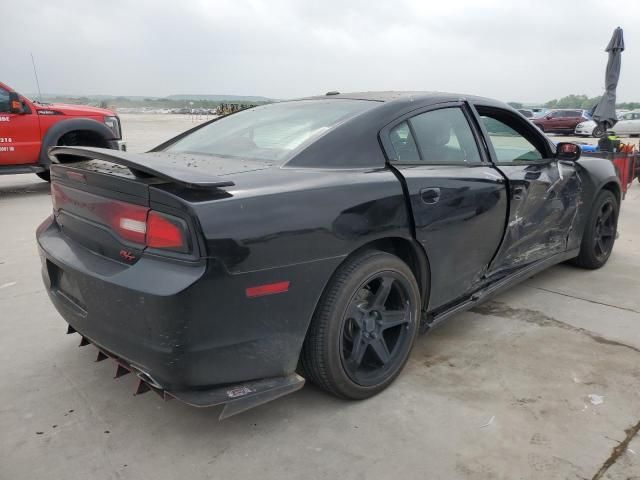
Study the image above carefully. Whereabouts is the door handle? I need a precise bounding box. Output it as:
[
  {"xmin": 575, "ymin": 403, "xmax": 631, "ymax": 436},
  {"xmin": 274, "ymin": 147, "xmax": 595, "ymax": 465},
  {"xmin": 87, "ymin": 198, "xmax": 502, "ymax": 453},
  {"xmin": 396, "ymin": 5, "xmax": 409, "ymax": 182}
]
[{"xmin": 420, "ymin": 187, "xmax": 441, "ymax": 204}]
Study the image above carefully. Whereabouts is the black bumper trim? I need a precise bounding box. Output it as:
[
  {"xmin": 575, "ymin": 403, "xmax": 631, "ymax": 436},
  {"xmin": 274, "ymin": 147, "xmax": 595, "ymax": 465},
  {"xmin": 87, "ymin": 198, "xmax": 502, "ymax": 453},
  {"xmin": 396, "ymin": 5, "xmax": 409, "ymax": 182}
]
[{"xmin": 69, "ymin": 326, "xmax": 305, "ymax": 419}]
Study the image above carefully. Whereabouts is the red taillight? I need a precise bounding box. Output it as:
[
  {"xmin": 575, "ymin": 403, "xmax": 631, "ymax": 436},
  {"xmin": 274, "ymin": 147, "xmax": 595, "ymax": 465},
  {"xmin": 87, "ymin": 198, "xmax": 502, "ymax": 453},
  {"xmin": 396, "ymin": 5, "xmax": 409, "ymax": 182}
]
[
  {"xmin": 146, "ymin": 211, "xmax": 186, "ymax": 250},
  {"xmin": 109, "ymin": 202, "xmax": 149, "ymax": 244},
  {"xmin": 51, "ymin": 183, "xmax": 189, "ymax": 253}
]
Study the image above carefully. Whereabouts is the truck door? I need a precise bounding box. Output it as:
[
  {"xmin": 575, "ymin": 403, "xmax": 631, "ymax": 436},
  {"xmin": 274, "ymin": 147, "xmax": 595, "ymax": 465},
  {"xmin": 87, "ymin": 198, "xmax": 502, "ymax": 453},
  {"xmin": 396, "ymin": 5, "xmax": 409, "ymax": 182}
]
[
  {"xmin": 381, "ymin": 103, "xmax": 508, "ymax": 310},
  {"xmin": 0, "ymin": 87, "xmax": 41, "ymax": 165},
  {"xmin": 472, "ymin": 104, "xmax": 582, "ymax": 276}
]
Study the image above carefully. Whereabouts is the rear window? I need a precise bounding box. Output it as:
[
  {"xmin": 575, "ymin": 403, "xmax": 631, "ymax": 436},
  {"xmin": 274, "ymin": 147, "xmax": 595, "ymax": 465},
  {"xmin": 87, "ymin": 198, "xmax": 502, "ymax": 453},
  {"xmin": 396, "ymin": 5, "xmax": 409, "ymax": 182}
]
[{"xmin": 165, "ymin": 99, "xmax": 375, "ymax": 163}]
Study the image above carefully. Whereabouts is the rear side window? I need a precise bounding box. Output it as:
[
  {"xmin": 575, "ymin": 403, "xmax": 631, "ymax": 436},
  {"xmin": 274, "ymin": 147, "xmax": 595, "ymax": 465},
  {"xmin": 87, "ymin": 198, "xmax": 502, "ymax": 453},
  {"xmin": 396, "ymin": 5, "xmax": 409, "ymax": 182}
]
[
  {"xmin": 389, "ymin": 107, "xmax": 482, "ymax": 165},
  {"xmin": 165, "ymin": 99, "xmax": 376, "ymax": 163},
  {"xmin": 0, "ymin": 88, "xmax": 9, "ymax": 113}
]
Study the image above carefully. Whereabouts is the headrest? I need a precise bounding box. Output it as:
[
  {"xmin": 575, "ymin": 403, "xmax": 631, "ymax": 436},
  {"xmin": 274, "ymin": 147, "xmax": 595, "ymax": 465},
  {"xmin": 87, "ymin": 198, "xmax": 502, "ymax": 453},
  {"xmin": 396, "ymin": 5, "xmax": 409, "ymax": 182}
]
[{"xmin": 419, "ymin": 118, "xmax": 451, "ymax": 147}]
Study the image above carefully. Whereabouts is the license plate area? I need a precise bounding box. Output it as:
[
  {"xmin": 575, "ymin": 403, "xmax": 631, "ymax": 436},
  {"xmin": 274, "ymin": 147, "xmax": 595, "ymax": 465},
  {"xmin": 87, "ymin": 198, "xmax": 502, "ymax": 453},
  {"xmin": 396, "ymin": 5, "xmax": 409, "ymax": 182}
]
[{"xmin": 47, "ymin": 260, "xmax": 87, "ymax": 312}]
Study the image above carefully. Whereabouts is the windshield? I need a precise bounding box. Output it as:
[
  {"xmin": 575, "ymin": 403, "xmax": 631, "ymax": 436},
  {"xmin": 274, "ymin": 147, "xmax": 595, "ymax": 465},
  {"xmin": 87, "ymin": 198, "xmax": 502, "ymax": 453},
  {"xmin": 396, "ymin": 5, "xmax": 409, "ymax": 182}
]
[{"xmin": 165, "ymin": 99, "xmax": 376, "ymax": 163}]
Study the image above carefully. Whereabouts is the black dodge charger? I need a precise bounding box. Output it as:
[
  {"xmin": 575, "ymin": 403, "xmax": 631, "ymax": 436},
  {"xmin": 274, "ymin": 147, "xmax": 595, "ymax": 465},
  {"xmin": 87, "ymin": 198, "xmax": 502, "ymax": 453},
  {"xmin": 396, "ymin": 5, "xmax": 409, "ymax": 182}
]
[{"xmin": 37, "ymin": 92, "xmax": 620, "ymax": 418}]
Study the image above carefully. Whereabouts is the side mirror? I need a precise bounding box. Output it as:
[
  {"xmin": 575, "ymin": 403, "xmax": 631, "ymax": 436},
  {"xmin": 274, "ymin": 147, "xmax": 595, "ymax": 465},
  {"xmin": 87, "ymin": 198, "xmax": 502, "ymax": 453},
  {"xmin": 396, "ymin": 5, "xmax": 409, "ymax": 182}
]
[
  {"xmin": 9, "ymin": 92, "xmax": 24, "ymax": 114},
  {"xmin": 545, "ymin": 114, "xmax": 552, "ymax": 120},
  {"xmin": 556, "ymin": 142, "xmax": 581, "ymax": 162}
]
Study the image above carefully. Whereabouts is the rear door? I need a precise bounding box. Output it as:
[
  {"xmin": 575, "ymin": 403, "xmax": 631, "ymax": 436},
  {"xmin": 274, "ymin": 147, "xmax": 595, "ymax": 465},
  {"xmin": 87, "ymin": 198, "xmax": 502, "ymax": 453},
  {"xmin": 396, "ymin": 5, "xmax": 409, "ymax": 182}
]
[
  {"xmin": 472, "ymin": 104, "xmax": 582, "ymax": 276},
  {"xmin": 0, "ymin": 87, "xmax": 41, "ymax": 165},
  {"xmin": 566, "ymin": 110, "xmax": 584, "ymax": 131},
  {"xmin": 381, "ymin": 103, "xmax": 508, "ymax": 309}
]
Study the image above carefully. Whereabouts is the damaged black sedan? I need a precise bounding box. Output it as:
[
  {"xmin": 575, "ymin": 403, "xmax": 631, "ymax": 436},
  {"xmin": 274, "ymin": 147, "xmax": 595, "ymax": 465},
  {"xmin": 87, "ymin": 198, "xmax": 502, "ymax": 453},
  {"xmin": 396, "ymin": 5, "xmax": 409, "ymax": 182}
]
[{"xmin": 37, "ymin": 92, "xmax": 620, "ymax": 418}]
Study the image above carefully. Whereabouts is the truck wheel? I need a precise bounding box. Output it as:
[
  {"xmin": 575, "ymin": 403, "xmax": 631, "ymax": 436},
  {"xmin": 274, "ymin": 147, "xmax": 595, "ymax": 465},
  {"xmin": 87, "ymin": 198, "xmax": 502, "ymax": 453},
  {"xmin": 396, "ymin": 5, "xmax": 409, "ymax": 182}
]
[
  {"xmin": 36, "ymin": 170, "xmax": 51, "ymax": 182},
  {"xmin": 301, "ymin": 250, "xmax": 420, "ymax": 399},
  {"xmin": 571, "ymin": 190, "xmax": 618, "ymax": 269}
]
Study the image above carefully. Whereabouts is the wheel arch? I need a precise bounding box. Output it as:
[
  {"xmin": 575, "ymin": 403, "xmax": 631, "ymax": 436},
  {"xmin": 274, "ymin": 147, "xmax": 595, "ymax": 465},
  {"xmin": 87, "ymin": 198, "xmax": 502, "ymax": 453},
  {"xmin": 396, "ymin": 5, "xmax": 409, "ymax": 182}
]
[
  {"xmin": 306, "ymin": 236, "xmax": 432, "ymax": 337},
  {"xmin": 601, "ymin": 180, "xmax": 621, "ymax": 206},
  {"xmin": 39, "ymin": 118, "xmax": 116, "ymax": 166}
]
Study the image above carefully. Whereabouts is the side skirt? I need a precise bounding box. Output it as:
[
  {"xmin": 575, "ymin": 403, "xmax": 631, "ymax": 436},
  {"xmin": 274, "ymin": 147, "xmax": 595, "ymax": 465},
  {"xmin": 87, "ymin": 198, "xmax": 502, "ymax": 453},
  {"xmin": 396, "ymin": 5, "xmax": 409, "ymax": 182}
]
[
  {"xmin": 426, "ymin": 248, "xmax": 579, "ymax": 330},
  {"xmin": 0, "ymin": 164, "xmax": 46, "ymax": 175}
]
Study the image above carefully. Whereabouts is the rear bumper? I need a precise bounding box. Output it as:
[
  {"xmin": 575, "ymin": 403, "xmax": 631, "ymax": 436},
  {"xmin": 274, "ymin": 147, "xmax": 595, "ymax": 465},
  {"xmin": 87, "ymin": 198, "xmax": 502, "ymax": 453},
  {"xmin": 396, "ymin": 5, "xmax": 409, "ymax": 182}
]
[{"xmin": 37, "ymin": 216, "xmax": 339, "ymax": 398}]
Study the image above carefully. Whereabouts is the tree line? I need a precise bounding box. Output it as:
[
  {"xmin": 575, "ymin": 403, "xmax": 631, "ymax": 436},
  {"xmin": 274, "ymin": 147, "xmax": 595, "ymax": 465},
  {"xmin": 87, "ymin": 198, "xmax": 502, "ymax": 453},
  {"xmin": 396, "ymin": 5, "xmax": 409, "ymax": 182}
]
[{"xmin": 508, "ymin": 95, "xmax": 640, "ymax": 111}]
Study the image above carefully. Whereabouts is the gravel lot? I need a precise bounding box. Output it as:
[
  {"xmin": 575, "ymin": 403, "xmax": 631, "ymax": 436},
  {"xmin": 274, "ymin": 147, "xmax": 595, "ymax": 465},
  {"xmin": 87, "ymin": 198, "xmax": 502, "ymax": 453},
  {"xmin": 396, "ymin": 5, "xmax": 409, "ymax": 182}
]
[{"xmin": 1, "ymin": 114, "xmax": 639, "ymax": 480}]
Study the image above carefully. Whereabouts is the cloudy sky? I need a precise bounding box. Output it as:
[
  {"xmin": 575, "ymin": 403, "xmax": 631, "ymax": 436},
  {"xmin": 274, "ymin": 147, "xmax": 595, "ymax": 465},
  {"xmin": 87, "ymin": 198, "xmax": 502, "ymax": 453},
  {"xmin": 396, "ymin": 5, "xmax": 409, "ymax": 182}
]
[{"xmin": 2, "ymin": 0, "xmax": 638, "ymax": 102}]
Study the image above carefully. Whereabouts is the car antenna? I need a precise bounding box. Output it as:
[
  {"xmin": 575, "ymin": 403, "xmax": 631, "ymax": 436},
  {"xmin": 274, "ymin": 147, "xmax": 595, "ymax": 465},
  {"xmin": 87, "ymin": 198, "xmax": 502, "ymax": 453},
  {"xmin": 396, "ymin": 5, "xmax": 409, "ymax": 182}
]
[{"xmin": 30, "ymin": 52, "xmax": 43, "ymax": 102}]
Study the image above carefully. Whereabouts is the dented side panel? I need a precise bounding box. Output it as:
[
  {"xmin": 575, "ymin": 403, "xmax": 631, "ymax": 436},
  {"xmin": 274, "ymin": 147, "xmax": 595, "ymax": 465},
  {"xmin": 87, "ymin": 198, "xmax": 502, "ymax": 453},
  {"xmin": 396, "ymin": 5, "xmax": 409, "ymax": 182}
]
[{"xmin": 488, "ymin": 160, "xmax": 582, "ymax": 275}]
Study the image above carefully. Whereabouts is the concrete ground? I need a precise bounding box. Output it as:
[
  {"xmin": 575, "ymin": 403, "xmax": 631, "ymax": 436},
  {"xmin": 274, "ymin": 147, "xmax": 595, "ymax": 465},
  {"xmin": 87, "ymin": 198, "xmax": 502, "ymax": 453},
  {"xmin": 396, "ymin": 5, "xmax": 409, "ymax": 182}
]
[{"xmin": 1, "ymin": 115, "xmax": 640, "ymax": 480}]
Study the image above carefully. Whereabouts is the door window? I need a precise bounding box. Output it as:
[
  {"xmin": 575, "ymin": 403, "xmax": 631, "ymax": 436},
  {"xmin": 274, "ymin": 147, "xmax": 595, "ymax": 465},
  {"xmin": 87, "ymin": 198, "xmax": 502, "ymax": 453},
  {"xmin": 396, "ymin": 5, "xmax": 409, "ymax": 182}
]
[
  {"xmin": 389, "ymin": 107, "xmax": 482, "ymax": 165},
  {"xmin": 0, "ymin": 88, "xmax": 10, "ymax": 113},
  {"xmin": 479, "ymin": 113, "xmax": 545, "ymax": 163}
]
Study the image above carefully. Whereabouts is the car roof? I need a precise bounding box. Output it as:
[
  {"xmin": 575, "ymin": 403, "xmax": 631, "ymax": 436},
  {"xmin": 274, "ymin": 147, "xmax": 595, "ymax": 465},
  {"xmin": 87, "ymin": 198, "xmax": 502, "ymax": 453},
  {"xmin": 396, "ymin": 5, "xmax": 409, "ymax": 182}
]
[{"xmin": 301, "ymin": 91, "xmax": 509, "ymax": 109}]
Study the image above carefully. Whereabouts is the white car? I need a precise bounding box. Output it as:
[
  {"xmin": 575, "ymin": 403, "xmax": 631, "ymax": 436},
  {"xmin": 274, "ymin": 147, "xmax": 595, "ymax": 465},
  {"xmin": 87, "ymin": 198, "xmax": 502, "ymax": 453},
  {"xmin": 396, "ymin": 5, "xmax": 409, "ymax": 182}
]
[
  {"xmin": 611, "ymin": 111, "xmax": 640, "ymax": 136},
  {"xmin": 575, "ymin": 111, "xmax": 640, "ymax": 138},
  {"xmin": 574, "ymin": 119, "xmax": 605, "ymax": 138}
]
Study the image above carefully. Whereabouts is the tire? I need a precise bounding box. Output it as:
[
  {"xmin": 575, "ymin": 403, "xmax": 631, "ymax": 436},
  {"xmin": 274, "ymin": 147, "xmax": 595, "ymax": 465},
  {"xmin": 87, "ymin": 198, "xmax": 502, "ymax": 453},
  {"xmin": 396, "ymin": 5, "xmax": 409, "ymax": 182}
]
[
  {"xmin": 592, "ymin": 126, "xmax": 605, "ymax": 138},
  {"xmin": 35, "ymin": 170, "xmax": 50, "ymax": 182},
  {"xmin": 301, "ymin": 250, "xmax": 421, "ymax": 400},
  {"xmin": 571, "ymin": 190, "xmax": 619, "ymax": 269}
]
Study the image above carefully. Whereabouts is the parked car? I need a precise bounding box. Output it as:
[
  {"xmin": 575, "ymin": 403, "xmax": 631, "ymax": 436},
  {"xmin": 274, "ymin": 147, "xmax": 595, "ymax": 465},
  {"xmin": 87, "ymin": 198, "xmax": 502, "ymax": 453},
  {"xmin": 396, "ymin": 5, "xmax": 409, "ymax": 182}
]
[
  {"xmin": 575, "ymin": 119, "xmax": 606, "ymax": 138},
  {"xmin": 0, "ymin": 81, "xmax": 125, "ymax": 181},
  {"xmin": 532, "ymin": 109, "xmax": 591, "ymax": 134},
  {"xmin": 517, "ymin": 109, "xmax": 534, "ymax": 118},
  {"xmin": 37, "ymin": 92, "xmax": 621, "ymax": 418},
  {"xmin": 575, "ymin": 111, "xmax": 640, "ymax": 138},
  {"xmin": 531, "ymin": 108, "xmax": 549, "ymax": 117},
  {"xmin": 611, "ymin": 111, "xmax": 640, "ymax": 136}
]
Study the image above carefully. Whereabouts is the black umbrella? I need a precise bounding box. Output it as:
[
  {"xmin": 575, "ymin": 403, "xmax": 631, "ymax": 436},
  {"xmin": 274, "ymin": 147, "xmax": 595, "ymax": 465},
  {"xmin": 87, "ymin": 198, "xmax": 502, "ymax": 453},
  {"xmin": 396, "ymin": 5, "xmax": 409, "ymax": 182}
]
[{"xmin": 592, "ymin": 27, "xmax": 625, "ymax": 130}]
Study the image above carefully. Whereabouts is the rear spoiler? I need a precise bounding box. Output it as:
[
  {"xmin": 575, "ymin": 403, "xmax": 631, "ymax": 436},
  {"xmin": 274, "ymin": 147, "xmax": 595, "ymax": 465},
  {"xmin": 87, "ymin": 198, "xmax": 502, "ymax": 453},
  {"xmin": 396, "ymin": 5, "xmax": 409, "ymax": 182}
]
[{"xmin": 48, "ymin": 146, "xmax": 235, "ymax": 189}]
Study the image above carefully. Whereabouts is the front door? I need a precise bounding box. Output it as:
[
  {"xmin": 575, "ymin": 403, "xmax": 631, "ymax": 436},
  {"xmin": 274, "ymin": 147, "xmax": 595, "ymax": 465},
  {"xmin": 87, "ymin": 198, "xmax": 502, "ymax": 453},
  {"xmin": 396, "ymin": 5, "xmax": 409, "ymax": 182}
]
[
  {"xmin": 382, "ymin": 103, "xmax": 508, "ymax": 310},
  {"xmin": 613, "ymin": 112, "xmax": 635, "ymax": 135},
  {"xmin": 0, "ymin": 87, "xmax": 40, "ymax": 165},
  {"xmin": 472, "ymin": 104, "xmax": 582, "ymax": 276}
]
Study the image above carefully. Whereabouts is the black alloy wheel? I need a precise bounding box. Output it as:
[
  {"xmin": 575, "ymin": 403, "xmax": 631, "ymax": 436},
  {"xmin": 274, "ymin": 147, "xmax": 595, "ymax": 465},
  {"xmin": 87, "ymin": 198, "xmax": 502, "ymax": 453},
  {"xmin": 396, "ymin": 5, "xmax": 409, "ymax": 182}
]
[
  {"xmin": 340, "ymin": 272, "xmax": 414, "ymax": 386},
  {"xmin": 572, "ymin": 190, "xmax": 618, "ymax": 269},
  {"xmin": 593, "ymin": 198, "xmax": 616, "ymax": 263},
  {"xmin": 301, "ymin": 250, "xmax": 421, "ymax": 399}
]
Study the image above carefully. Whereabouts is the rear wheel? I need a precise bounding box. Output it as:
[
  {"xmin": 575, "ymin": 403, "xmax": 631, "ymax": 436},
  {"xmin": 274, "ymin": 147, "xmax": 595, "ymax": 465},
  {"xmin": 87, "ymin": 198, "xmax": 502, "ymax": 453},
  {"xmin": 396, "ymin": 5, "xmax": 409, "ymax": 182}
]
[
  {"xmin": 571, "ymin": 190, "xmax": 618, "ymax": 269},
  {"xmin": 301, "ymin": 250, "xmax": 420, "ymax": 399}
]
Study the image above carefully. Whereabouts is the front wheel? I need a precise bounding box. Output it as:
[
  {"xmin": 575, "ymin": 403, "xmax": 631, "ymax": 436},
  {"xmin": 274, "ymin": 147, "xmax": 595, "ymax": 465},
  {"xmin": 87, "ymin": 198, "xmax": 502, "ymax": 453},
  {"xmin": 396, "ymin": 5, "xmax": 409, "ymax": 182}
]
[
  {"xmin": 301, "ymin": 250, "xmax": 421, "ymax": 399},
  {"xmin": 592, "ymin": 125, "xmax": 606, "ymax": 138},
  {"xmin": 36, "ymin": 169, "xmax": 51, "ymax": 182},
  {"xmin": 571, "ymin": 190, "xmax": 619, "ymax": 269}
]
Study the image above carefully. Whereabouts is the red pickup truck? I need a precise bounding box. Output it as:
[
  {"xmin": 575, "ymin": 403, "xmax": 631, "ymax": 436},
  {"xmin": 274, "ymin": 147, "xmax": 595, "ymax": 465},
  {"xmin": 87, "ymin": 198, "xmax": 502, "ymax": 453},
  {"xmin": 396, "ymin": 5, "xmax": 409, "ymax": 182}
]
[{"xmin": 0, "ymin": 81, "xmax": 125, "ymax": 181}]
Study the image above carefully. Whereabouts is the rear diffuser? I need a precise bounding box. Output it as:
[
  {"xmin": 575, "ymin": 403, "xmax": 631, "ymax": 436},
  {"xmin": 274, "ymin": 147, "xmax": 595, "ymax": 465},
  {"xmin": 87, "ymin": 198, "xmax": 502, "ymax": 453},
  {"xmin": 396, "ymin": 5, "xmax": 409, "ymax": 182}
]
[{"xmin": 68, "ymin": 327, "xmax": 305, "ymax": 419}]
